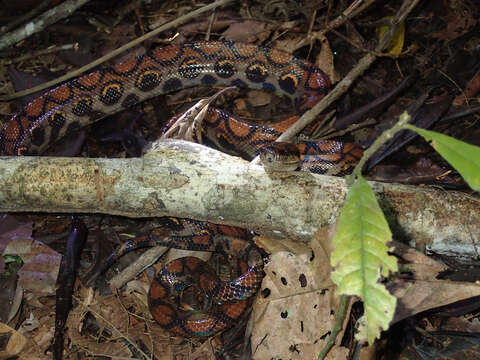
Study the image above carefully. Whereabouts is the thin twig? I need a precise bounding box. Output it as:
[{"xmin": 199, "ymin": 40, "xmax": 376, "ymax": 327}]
[
  {"xmin": 0, "ymin": 0, "xmax": 236, "ymax": 101},
  {"xmin": 0, "ymin": 43, "xmax": 78, "ymax": 65},
  {"xmin": 0, "ymin": 0, "xmax": 93, "ymax": 52},
  {"xmin": 109, "ymin": 246, "xmax": 168, "ymax": 289},
  {"xmin": 317, "ymin": 295, "xmax": 349, "ymax": 360}
]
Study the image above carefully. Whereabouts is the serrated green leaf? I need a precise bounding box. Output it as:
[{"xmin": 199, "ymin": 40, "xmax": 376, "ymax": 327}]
[
  {"xmin": 331, "ymin": 176, "xmax": 398, "ymax": 344},
  {"xmin": 406, "ymin": 125, "xmax": 480, "ymax": 190}
]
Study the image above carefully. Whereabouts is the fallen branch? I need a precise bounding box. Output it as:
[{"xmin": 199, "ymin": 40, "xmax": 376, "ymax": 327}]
[{"xmin": 0, "ymin": 140, "xmax": 478, "ymax": 257}]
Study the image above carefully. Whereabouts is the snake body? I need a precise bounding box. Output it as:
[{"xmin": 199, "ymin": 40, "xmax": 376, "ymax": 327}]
[{"xmin": 0, "ymin": 41, "xmax": 362, "ymax": 337}]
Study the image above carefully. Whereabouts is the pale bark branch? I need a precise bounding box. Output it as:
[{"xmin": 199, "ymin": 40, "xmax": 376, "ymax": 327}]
[{"xmin": 0, "ymin": 139, "xmax": 478, "ymax": 257}]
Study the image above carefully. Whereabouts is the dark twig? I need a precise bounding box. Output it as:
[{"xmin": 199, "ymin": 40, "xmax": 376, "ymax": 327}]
[{"xmin": 333, "ymin": 73, "xmax": 416, "ymax": 131}]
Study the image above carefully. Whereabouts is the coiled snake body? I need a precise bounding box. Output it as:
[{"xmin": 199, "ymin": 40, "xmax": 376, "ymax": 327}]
[{"xmin": 0, "ymin": 41, "xmax": 362, "ymax": 337}]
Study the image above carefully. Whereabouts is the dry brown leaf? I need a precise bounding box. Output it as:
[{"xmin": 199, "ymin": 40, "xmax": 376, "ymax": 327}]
[
  {"xmin": 247, "ymin": 90, "xmax": 272, "ymax": 107},
  {"xmin": 15, "ymin": 240, "xmax": 61, "ymax": 295},
  {"xmin": 251, "ymin": 230, "xmax": 340, "ymax": 359},
  {"xmin": 1, "ymin": 215, "xmax": 61, "ymax": 296},
  {"xmin": 272, "ymin": 37, "xmax": 305, "ymax": 54},
  {"xmin": 66, "ymin": 293, "xmax": 142, "ymax": 358},
  {"xmin": 222, "ymin": 20, "xmax": 271, "ymax": 43},
  {"xmin": 430, "ymin": 2, "xmax": 477, "ymax": 41},
  {"xmin": 315, "ymin": 34, "xmax": 338, "ymax": 83},
  {"xmin": 0, "ymin": 322, "xmax": 27, "ymax": 358},
  {"xmin": 392, "ymin": 280, "xmax": 480, "ymax": 323},
  {"xmin": 391, "ymin": 241, "xmax": 447, "ymax": 280}
]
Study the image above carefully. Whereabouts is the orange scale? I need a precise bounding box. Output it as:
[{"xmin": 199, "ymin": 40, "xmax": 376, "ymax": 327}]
[
  {"xmin": 199, "ymin": 276, "xmax": 216, "ymax": 292},
  {"xmin": 150, "ymin": 305, "xmax": 175, "ymax": 325},
  {"xmin": 251, "ymin": 53, "xmax": 268, "ymax": 64},
  {"xmin": 151, "ymin": 45, "xmax": 182, "ymax": 62},
  {"xmin": 222, "ymin": 301, "xmax": 248, "ymax": 318},
  {"xmin": 112, "ymin": 58, "xmax": 137, "ymax": 73},
  {"xmin": 346, "ymin": 152, "xmax": 363, "ymax": 161},
  {"xmin": 165, "ymin": 259, "xmax": 187, "ymax": 273},
  {"xmin": 181, "ymin": 47, "xmax": 203, "ymax": 59},
  {"xmin": 100, "ymin": 72, "xmax": 123, "ymax": 83},
  {"xmin": 199, "ymin": 42, "xmax": 224, "ymax": 56},
  {"xmin": 306, "ymin": 70, "xmax": 330, "ymax": 90},
  {"xmin": 138, "ymin": 57, "xmax": 157, "ymax": 70},
  {"xmin": 47, "ymin": 84, "xmax": 72, "ymax": 103},
  {"xmin": 191, "ymin": 234, "xmax": 212, "ymax": 247},
  {"xmin": 295, "ymin": 143, "xmax": 309, "ymax": 153},
  {"xmin": 183, "ymin": 59, "xmax": 200, "ymax": 67},
  {"xmin": 149, "ymin": 282, "xmax": 167, "ymax": 299},
  {"xmin": 345, "ymin": 144, "xmax": 363, "ymax": 156},
  {"xmin": 241, "ymin": 270, "xmax": 257, "ymax": 284},
  {"xmin": 227, "ymin": 122, "xmax": 257, "ymax": 139},
  {"xmin": 25, "ymin": 97, "xmax": 46, "ymax": 117},
  {"xmin": 213, "ymin": 119, "xmax": 229, "ymax": 132},
  {"xmin": 268, "ymin": 49, "xmax": 292, "ymax": 65},
  {"xmin": 44, "ymin": 101, "xmax": 62, "ymax": 113},
  {"xmin": 184, "ymin": 257, "xmax": 203, "ymax": 271},
  {"xmin": 185, "ymin": 318, "xmax": 216, "ymax": 334},
  {"xmin": 3, "ymin": 121, "xmax": 21, "ymax": 140},
  {"xmin": 325, "ymin": 142, "xmax": 344, "ymax": 152},
  {"xmin": 204, "ymin": 111, "xmax": 222, "ymax": 125},
  {"xmin": 76, "ymin": 71, "xmax": 101, "ymax": 88},
  {"xmin": 216, "ymin": 224, "xmax": 241, "ymax": 237},
  {"xmin": 234, "ymin": 44, "xmax": 257, "ymax": 58}
]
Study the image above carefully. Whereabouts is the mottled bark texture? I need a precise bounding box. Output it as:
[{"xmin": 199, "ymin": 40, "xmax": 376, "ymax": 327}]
[{"xmin": 0, "ymin": 139, "xmax": 478, "ymax": 257}]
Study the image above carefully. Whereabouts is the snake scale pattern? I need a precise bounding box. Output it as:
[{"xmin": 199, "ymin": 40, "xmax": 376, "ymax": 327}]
[{"xmin": 0, "ymin": 41, "xmax": 362, "ymax": 337}]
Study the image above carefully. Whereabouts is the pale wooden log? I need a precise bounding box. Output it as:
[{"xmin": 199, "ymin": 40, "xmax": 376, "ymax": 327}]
[{"xmin": 0, "ymin": 139, "xmax": 478, "ymax": 257}]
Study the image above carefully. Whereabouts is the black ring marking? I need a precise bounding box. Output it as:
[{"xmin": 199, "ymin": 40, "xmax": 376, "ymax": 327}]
[
  {"xmin": 72, "ymin": 97, "xmax": 93, "ymax": 116},
  {"xmin": 99, "ymin": 81, "xmax": 124, "ymax": 105},
  {"xmin": 245, "ymin": 61, "xmax": 269, "ymax": 83},
  {"xmin": 136, "ymin": 69, "xmax": 162, "ymax": 92},
  {"xmin": 214, "ymin": 58, "xmax": 236, "ymax": 78}
]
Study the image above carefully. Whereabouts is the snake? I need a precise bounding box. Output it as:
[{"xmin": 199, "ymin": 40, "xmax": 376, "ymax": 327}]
[{"xmin": 0, "ymin": 40, "xmax": 363, "ymax": 337}]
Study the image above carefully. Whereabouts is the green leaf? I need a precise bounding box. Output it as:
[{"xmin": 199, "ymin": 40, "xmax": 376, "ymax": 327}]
[
  {"xmin": 406, "ymin": 125, "xmax": 480, "ymax": 190},
  {"xmin": 4, "ymin": 255, "xmax": 22, "ymax": 264},
  {"xmin": 331, "ymin": 176, "xmax": 398, "ymax": 344}
]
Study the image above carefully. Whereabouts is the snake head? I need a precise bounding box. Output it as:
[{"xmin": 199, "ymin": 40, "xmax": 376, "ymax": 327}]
[{"xmin": 259, "ymin": 142, "xmax": 301, "ymax": 172}]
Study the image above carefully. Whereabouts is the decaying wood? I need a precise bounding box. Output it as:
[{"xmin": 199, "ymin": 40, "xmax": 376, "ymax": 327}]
[{"xmin": 0, "ymin": 139, "xmax": 478, "ymax": 257}]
